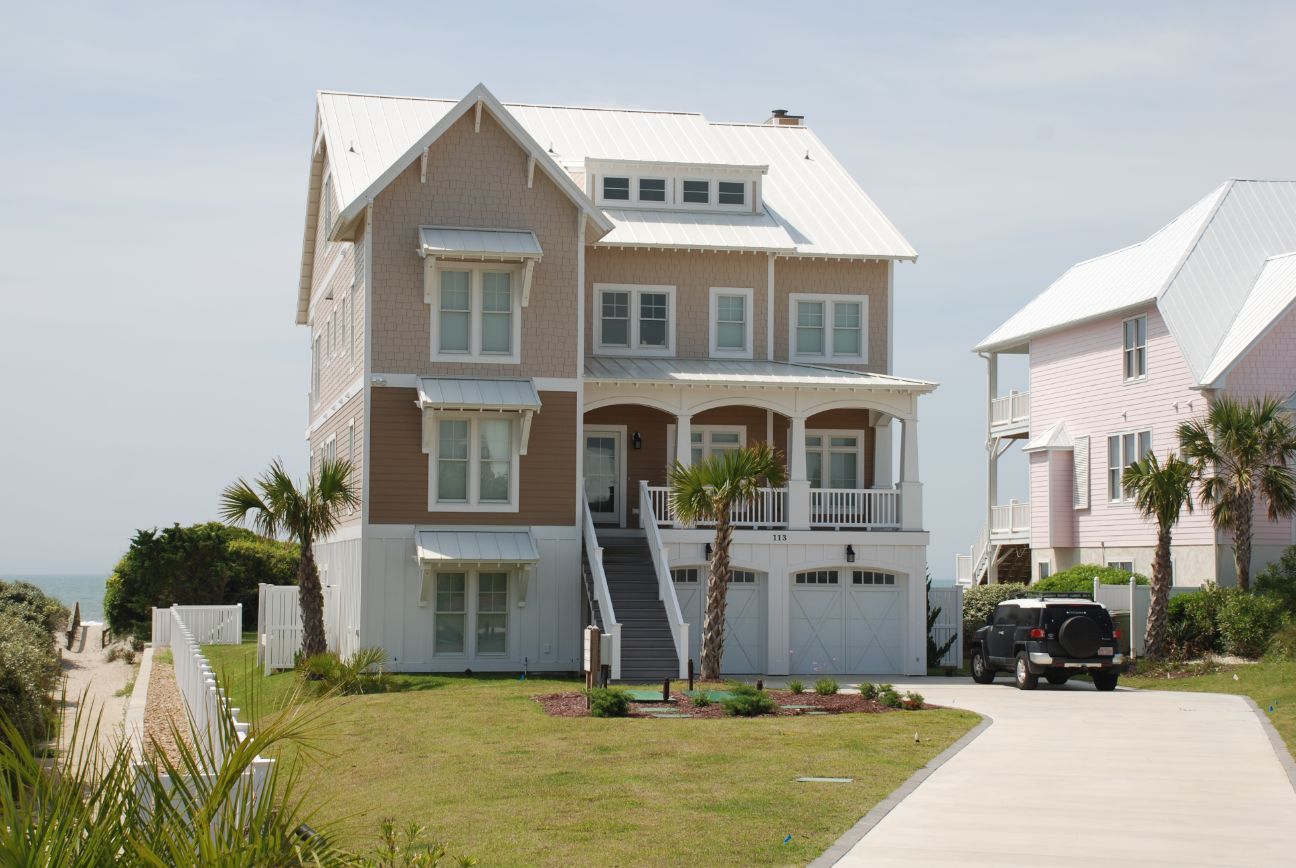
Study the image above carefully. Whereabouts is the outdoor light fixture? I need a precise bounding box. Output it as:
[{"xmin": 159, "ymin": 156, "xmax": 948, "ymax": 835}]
[
  {"xmin": 846, "ymin": 544, "xmax": 856, "ymax": 564},
  {"xmin": 705, "ymin": 543, "xmax": 713, "ymax": 560},
  {"xmin": 632, "ymin": 431, "xmax": 642, "ymax": 450}
]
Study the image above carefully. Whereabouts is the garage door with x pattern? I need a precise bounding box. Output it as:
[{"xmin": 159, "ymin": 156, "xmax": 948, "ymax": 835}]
[
  {"xmin": 672, "ymin": 567, "xmax": 766, "ymax": 673},
  {"xmin": 789, "ymin": 569, "xmax": 905, "ymax": 675}
]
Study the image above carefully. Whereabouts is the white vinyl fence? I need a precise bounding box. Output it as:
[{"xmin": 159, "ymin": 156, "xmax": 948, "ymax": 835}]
[
  {"xmin": 151, "ymin": 605, "xmax": 242, "ymax": 646},
  {"xmin": 256, "ymin": 584, "xmax": 303, "ymax": 675},
  {"xmin": 928, "ymin": 585, "xmax": 964, "ymax": 668},
  {"xmin": 1092, "ymin": 577, "xmax": 1195, "ymax": 657}
]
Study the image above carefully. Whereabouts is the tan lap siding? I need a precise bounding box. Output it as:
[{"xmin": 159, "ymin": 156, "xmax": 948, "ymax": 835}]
[
  {"xmin": 774, "ymin": 258, "xmax": 889, "ymax": 373},
  {"xmin": 308, "ymin": 391, "xmax": 365, "ymax": 527},
  {"xmin": 369, "ymin": 110, "xmax": 581, "ymax": 380},
  {"xmin": 369, "ymin": 388, "xmax": 576, "ymax": 526}
]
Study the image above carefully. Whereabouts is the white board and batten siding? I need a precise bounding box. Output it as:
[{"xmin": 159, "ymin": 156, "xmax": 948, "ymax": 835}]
[
  {"xmin": 314, "ymin": 536, "xmax": 363, "ymax": 659},
  {"xmin": 151, "ymin": 605, "xmax": 242, "ymax": 646},
  {"xmin": 361, "ymin": 526, "xmax": 582, "ymax": 673},
  {"xmin": 927, "ymin": 585, "xmax": 963, "ymax": 669}
]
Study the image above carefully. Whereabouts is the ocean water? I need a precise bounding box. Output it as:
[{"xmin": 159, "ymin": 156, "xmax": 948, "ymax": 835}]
[{"xmin": 4, "ymin": 574, "xmax": 108, "ymax": 622}]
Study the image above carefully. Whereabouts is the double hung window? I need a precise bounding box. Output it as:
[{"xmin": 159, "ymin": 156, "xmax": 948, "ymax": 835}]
[
  {"xmin": 1107, "ymin": 430, "xmax": 1152, "ymax": 502},
  {"xmin": 710, "ymin": 288, "xmax": 754, "ymax": 357},
  {"xmin": 434, "ymin": 417, "xmax": 517, "ymax": 509},
  {"xmin": 791, "ymin": 295, "xmax": 866, "ymax": 361},
  {"xmin": 430, "ymin": 570, "xmax": 510, "ymax": 656},
  {"xmin": 805, "ymin": 434, "xmax": 861, "ymax": 489},
  {"xmin": 432, "ymin": 265, "xmax": 520, "ymax": 361},
  {"xmin": 595, "ymin": 284, "xmax": 675, "ymax": 355},
  {"xmin": 1123, "ymin": 315, "xmax": 1147, "ymax": 381}
]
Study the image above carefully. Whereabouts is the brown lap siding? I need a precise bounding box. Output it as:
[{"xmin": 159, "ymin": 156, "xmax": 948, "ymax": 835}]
[{"xmin": 369, "ymin": 387, "xmax": 576, "ymax": 526}]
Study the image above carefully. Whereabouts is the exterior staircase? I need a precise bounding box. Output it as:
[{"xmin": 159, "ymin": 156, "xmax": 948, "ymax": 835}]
[{"xmin": 599, "ymin": 537, "xmax": 680, "ymax": 682}]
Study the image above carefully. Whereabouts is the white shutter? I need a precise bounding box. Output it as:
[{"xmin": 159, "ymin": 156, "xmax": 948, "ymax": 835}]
[{"xmin": 1073, "ymin": 436, "xmax": 1090, "ymax": 509}]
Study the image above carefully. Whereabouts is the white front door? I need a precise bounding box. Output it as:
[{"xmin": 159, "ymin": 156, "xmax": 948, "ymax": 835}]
[{"xmin": 584, "ymin": 430, "xmax": 622, "ymax": 525}]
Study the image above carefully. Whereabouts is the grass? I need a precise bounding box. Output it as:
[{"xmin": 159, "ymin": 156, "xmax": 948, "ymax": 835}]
[
  {"xmin": 1125, "ymin": 657, "xmax": 1296, "ymax": 754},
  {"xmin": 203, "ymin": 643, "xmax": 977, "ymax": 865}
]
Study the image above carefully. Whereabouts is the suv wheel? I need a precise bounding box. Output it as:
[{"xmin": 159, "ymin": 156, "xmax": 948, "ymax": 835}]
[
  {"xmin": 970, "ymin": 648, "xmax": 995, "ymax": 684},
  {"xmin": 1014, "ymin": 652, "xmax": 1039, "ymax": 690},
  {"xmin": 1045, "ymin": 671, "xmax": 1069, "ymax": 686},
  {"xmin": 1091, "ymin": 671, "xmax": 1119, "ymax": 692}
]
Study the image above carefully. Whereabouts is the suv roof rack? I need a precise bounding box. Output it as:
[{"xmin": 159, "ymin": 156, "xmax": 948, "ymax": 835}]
[{"xmin": 1021, "ymin": 591, "xmax": 1094, "ymax": 600}]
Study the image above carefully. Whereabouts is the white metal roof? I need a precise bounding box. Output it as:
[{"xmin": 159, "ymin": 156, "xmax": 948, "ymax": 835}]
[
  {"xmin": 418, "ymin": 227, "xmax": 542, "ymax": 260},
  {"xmin": 415, "ymin": 377, "xmax": 542, "ymax": 411},
  {"xmin": 416, "ymin": 530, "xmax": 539, "ymax": 565},
  {"xmin": 600, "ymin": 209, "xmax": 796, "ymax": 253},
  {"xmin": 1200, "ymin": 251, "xmax": 1296, "ymax": 386},
  {"xmin": 309, "ymin": 88, "xmax": 915, "ymax": 261},
  {"xmin": 1022, "ymin": 420, "xmax": 1074, "ymax": 452},
  {"xmin": 977, "ymin": 180, "xmax": 1296, "ymax": 385},
  {"xmin": 583, "ymin": 356, "xmax": 935, "ymax": 391}
]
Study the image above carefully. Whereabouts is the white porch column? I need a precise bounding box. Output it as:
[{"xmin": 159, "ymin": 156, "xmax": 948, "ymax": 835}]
[
  {"xmin": 899, "ymin": 416, "xmax": 923, "ymax": 531},
  {"xmin": 872, "ymin": 415, "xmax": 893, "ymax": 488},
  {"xmin": 986, "ymin": 352, "xmax": 998, "ymax": 580},
  {"xmin": 675, "ymin": 414, "xmax": 693, "ymax": 468},
  {"xmin": 787, "ymin": 414, "xmax": 810, "ymax": 530}
]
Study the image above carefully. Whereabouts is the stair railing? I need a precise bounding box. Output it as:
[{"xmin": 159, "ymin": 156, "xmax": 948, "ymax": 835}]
[
  {"xmin": 581, "ymin": 488, "xmax": 621, "ymax": 680},
  {"xmin": 640, "ymin": 480, "xmax": 689, "ymax": 678}
]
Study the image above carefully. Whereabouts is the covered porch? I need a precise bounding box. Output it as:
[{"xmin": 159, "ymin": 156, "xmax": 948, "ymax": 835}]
[{"xmin": 581, "ymin": 357, "xmax": 935, "ymax": 533}]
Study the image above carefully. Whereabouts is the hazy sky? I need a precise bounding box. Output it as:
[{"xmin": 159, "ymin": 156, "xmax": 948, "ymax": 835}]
[{"xmin": 3, "ymin": 1, "xmax": 1294, "ymax": 576}]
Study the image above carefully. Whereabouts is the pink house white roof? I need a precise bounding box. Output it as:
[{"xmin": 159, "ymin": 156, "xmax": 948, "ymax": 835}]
[{"xmin": 1199, "ymin": 251, "xmax": 1296, "ymax": 386}]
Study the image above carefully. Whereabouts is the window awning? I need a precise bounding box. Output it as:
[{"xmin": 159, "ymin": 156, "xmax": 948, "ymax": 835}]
[
  {"xmin": 1022, "ymin": 420, "xmax": 1075, "ymax": 453},
  {"xmin": 416, "ymin": 377, "xmax": 542, "ymax": 455},
  {"xmin": 416, "ymin": 530, "xmax": 540, "ymax": 567},
  {"xmin": 418, "ymin": 226, "xmax": 543, "ymax": 305}
]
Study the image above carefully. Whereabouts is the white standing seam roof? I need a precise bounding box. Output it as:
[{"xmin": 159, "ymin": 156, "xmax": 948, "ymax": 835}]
[
  {"xmin": 600, "ymin": 209, "xmax": 796, "ymax": 253},
  {"xmin": 583, "ymin": 356, "xmax": 936, "ymax": 391},
  {"xmin": 977, "ymin": 180, "xmax": 1296, "ymax": 386},
  {"xmin": 415, "ymin": 377, "xmax": 542, "ymax": 411},
  {"xmin": 1200, "ymin": 251, "xmax": 1296, "ymax": 385},
  {"xmin": 416, "ymin": 531, "xmax": 540, "ymax": 566},
  {"xmin": 418, "ymin": 227, "xmax": 542, "ymax": 259}
]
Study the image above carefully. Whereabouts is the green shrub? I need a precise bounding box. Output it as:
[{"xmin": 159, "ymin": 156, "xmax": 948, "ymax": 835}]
[
  {"xmin": 963, "ymin": 584, "xmax": 1030, "ymax": 632},
  {"xmin": 296, "ymin": 647, "xmax": 392, "ymax": 696},
  {"xmin": 0, "ymin": 581, "xmax": 71, "ymax": 636},
  {"xmin": 587, "ymin": 687, "xmax": 632, "ymax": 718},
  {"xmin": 787, "ymin": 679, "xmax": 804, "ymax": 694},
  {"xmin": 1033, "ymin": 564, "xmax": 1149, "ymax": 594},
  {"xmin": 877, "ymin": 684, "xmax": 903, "ymax": 709},
  {"xmin": 0, "ymin": 612, "xmax": 60, "ymax": 748},
  {"xmin": 722, "ymin": 683, "xmax": 776, "ymax": 717},
  {"xmin": 813, "ymin": 677, "xmax": 838, "ymax": 695},
  {"xmin": 859, "ymin": 682, "xmax": 879, "ymax": 700},
  {"xmin": 1267, "ymin": 623, "xmax": 1296, "ymax": 660},
  {"xmin": 1166, "ymin": 584, "xmax": 1243, "ymax": 658},
  {"xmin": 1255, "ymin": 547, "xmax": 1296, "ymax": 615},
  {"xmin": 900, "ymin": 691, "xmax": 925, "ymax": 710},
  {"xmin": 691, "ymin": 690, "xmax": 712, "ymax": 707},
  {"xmin": 1217, "ymin": 593, "xmax": 1286, "ymax": 658}
]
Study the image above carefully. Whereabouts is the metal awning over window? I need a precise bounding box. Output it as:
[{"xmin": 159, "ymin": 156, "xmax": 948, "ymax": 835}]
[
  {"xmin": 416, "ymin": 377, "xmax": 542, "ymax": 454},
  {"xmin": 418, "ymin": 226, "xmax": 543, "ymax": 305},
  {"xmin": 416, "ymin": 530, "xmax": 540, "ymax": 567}
]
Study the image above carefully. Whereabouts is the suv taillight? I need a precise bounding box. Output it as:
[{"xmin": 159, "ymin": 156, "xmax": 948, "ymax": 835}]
[
  {"xmin": 1029, "ymin": 627, "xmax": 1046, "ymax": 639},
  {"xmin": 1113, "ymin": 629, "xmax": 1122, "ymax": 640}
]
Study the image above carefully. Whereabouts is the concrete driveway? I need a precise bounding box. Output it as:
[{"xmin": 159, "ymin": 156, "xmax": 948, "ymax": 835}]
[{"xmin": 824, "ymin": 677, "xmax": 1296, "ymax": 867}]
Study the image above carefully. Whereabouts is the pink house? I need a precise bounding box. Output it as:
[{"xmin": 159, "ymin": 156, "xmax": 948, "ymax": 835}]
[{"xmin": 960, "ymin": 180, "xmax": 1296, "ymax": 586}]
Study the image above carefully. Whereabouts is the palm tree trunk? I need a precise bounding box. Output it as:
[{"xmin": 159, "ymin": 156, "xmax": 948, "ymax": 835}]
[
  {"xmin": 699, "ymin": 515, "xmax": 733, "ymax": 681},
  {"xmin": 1145, "ymin": 528, "xmax": 1172, "ymax": 660},
  {"xmin": 1234, "ymin": 500, "xmax": 1254, "ymax": 591},
  {"xmin": 298, "ymin": 547, "xmax": 327, "ymax": 658}
]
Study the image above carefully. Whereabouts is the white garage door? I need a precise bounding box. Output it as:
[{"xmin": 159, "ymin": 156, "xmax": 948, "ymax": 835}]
[
  {"xmin": 790, "ymin": 569, "xmax": 905, "ymax": 675},
  {"xmin": 673, "ymin": 567, "xmax": 767, "ymax": 674}
]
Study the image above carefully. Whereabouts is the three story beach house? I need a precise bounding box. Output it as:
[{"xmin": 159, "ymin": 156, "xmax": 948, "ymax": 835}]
[
  {"xmin": 297, "ymin": 84, "xmax": 935, "ymax": 679},
  {"xmin": 961, "ymin": 180, "xmax": 1296, "ymax": 586}
]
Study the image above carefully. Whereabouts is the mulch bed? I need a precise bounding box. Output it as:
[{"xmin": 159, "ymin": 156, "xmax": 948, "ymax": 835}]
[{"xmin": 535, "ymin": 689, "xmax": 907, "ymax": 719}]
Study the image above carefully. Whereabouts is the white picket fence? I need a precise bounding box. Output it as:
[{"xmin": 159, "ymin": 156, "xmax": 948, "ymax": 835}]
[
  {"xmin": 928, "ymin": 585, "xmax": 964, "ymax": 668},
  {"xmin": 151, "ymin": 605, "xmax": 242, "ymax": 646},
  {"xmin": 256, "ymin": 584, "xmax": 303, "ymax": 675}
]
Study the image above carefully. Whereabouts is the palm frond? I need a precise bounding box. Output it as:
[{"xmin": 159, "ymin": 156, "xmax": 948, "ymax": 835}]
[
  {"xmin": 667, "ymin": 443, "xmax": 785, "ymax": 525},
  {"xmin": 218, "ymin": 478, "xmax": 278, "ymax": 538},
  {"xmin": 1122, "ymin": 452, "xmax": 1195, "ymax": 531}
]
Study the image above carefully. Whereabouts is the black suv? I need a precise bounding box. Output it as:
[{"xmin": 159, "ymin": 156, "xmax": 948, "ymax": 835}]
[{"xmin": 970, "ymin": 594, "xmax": 1125, "ymax": 691}]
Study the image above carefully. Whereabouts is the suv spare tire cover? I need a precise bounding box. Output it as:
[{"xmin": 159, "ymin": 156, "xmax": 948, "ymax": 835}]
[{"xmin": 1057, "ymin": 615, "xmax": 1101, "ymax": 658}]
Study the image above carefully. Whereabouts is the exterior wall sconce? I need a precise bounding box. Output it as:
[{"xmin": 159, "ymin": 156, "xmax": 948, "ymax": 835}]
[
  {"xmin": 846, "ymin": 544, "xmax": 856, "ymax": 564},
  {"xmin": 632, "ymin": 431, "xmax": 643, "ymax": 450},
  {"xmin": 705, "ymin": 543, "xmax": 713, "ymax": 560}
]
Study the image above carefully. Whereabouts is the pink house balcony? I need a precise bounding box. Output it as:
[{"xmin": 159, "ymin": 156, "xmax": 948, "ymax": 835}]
[
  {"xmin": 990, "ymin": 499, "xmax": 1031, "ymax": 544},
  {"xmin": 990, "ymin": 390, "xmax": 1030, "ymax": 438}
]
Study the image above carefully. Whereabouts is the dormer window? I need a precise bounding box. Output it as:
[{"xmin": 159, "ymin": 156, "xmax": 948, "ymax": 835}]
[
  {"xmin": 602, "ymin": 176, "xmax": 630, "ymax": 201},
  {"xmin": 718, "ymin": 181, "xmax": 745, "ymax": 205},
  {"xmin": 682, "ymin": 180, "xmax": 710, "ymax": 204},
  {"xmin": 638, "ymin": 178, "xmax": 666, "ymax": 202}
]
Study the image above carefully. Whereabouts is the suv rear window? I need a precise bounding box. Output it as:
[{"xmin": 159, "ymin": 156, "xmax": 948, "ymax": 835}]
[{"xmin": 1044, "ymin": 605, "xmax": 1113, "ymax": 631}]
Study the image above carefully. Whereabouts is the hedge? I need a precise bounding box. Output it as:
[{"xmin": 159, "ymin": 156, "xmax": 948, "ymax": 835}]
[
  {"xmin": 1032, "ymin": 564, "xmax": 1148, "ymax": 594},
  {"xmin": 0, "ymin": 610, "xmax": 61, "ymax": 749}
]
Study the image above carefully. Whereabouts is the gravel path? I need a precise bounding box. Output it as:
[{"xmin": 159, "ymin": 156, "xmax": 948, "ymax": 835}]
[
  {"xmin": 144, "ymin": 654, "xmax": 197, "ymax": 767},
  {"xmin": 58, "ymin": 623, "xmax": 135, "ymax": 759}
]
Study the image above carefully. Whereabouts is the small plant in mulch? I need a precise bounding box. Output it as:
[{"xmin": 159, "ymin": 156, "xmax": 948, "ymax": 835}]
[
  {"xmin": 722, "ymin": 684, "xmax": 776, "ymax": 717},
  {"xmin": 813, "ymin": 677, "xmax": 839, "ymax": 696},
  {"xmin": 859, "ymin": 682, "xmax": 879, "ymax": 700},
  {"xmin": 691, "ymin": 690, "xmax": 713, "ymax": 707},
  {"xmin": 587, "ymin": 687, "xmax": 632, "ymax": 718},
  {"xmin": 900, "ymin": 691, "xmax": 925, "ymax": 711},
  {"xmin": 788, "ymin": 679, "xmax": 804, "ymax": 694},
  {"xmin": 877, "ymin": 684, "xmax": 903, "ymax": 709}
]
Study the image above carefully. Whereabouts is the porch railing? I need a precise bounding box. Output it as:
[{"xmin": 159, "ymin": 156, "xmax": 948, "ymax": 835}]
[
  {"xmin": 639, "ymin": 481, "xmax": 689, "ymax": 678},
  {"xmin": 809, "ymin": 488, "xmax": 901, "ymax": 529},
  {"xmin": 991, "ymin": 500, "xmax": 1030, "ymax": 534},
  {"xmin": 990, "ymin": 390, "xmax": 1030, "ymax": 428},
  {"xmin": 645, "ymin": 485, "xmax": 786, "ymax": 528},
  {"xmin": 581, "ymin": 489, "xmax": 621, "ymax": 680}
]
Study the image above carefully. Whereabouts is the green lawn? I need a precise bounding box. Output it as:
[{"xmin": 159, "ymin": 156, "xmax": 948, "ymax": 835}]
[
  {"xmin": 202, "ymin": 643, "xmax": 977, "ymax": 866},
  {"xmin": 1125, "ymin": 658, "xmax": 1296, "ymax": 754}
]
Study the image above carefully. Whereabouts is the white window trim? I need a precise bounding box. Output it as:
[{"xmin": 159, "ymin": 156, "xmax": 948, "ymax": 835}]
[
  {"xmin": 348, "ymin": 282, "xmax": 358, "ymax": 369},
  {"xmin": 793, "ymin": 569, "xmax": 841, "ymax": 586},
  {"xmin": 423, "ymin": 568, "xmax": 513, "ymax": 658},
  {"xmin": 805, "ymin": 429, "xmax": 866, "ymax": 489},
  {"xmin": 709, "ymin": 287, "xmax": 755, "ymax": 359},
  {"xmin": 323, "ymin": 435, "xmax": 337, "ymax": 465},
  {"xmin": 427, "ymin": 414, "xmax": 521, "ymax": 512},
  {"xmin": 311, "ymin": 333, "xmax": 321, "ymax": 407},
  {"xmin": 674, "ymin": 177, "xmax": 751, "ymax": 213},
  {"xmin": 1106, "ymin": 560, "xmax": 1135, "ymax": 572},
  {"xmin": 593, "ymin": 283, "xmax": 677, "ymax": 357},
  {"xmin": 1106, "ymin": 429, "xmax": 1152, "ymax": 503},
  {"xmin": 789, "ymin": 293, "xmax": 868, "ymax": 362},
  {"xmin": 1122, "ymin": 314, "xmax": 1148, "ymax": 383},
  {"xmin": 666, "ymin": 425, "xmax": 746, "ymax": 465},
  {"xmin": 596, "ymin": 174, "xmax": 674, "ymax": 207},
  {"xmin": 1037, "ymin": 560, "xmax": 1052, "ymax": 581},
  {"xmin": 428, "ymin": 262, "xmax": 523, "ymax": 364},
  {"xmin": 850, "ymin": 569, "xmax": 897, "ymax": 587}
]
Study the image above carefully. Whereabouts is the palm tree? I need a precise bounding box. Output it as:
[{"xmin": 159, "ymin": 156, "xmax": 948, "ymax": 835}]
[
  {"xmin": 1177, "ymin": 395, "xmax": 1296, "ymax": 590},
  {"xmin": 1121, "ymin": 453, "xmax": 1194, "ymax": 660},
  {"xmin": 220, "ymin": 458, "xmax": 358, "ymax": 657},
  {"xmin": 668, "ymin": 444, "xmax": 786, "ymax": 680}
]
